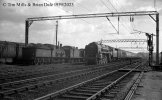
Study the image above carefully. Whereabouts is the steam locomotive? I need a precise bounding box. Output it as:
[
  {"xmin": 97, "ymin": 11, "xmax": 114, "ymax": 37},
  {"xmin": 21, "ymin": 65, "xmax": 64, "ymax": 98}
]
[{"xmin": 85, "ymin": 42, "xmax": 137, "ymax": 65}]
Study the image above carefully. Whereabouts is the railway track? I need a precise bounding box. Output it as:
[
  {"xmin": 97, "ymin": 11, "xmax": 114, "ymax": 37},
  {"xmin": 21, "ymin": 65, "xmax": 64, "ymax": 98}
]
[
  {"xmin": 34, "ymin": 62, "xmax": 144, "ymax": 100},
  {"xmin": 0, "ymin": 61, "xmax": 137, "ymax": 99},
  {"xmin": 0, "ymin": 61, "xmax": 132, "ymax": 84},
  {"xmin": 0, "ymin": 63, "xmax": 92, "ymax": 83},
  {"xmin": 124, "ymin": 72, "xmax": 144, "ymax": 100}
]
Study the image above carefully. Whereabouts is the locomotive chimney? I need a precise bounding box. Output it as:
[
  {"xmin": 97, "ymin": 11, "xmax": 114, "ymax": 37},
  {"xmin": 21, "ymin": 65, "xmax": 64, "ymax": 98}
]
[{"xmin": 60, "ymin": 44, "xmax": 62, "ymax": 48}]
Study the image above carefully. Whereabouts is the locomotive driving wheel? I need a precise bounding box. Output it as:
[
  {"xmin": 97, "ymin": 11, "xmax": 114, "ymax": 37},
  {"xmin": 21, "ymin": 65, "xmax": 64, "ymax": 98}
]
[{"xmin": 34, "ymin": 58, "xmax": 38, "ymax": 65}]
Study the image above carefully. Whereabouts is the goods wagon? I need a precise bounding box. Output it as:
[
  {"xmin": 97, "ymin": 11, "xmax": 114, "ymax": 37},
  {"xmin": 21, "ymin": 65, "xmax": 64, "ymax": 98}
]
[
  {"xmin": 0, "ymin": 41, "xmax": 25, "ymax": 63},
  {"xmin": 79, "ymin": 49, "xmax": 85, "ymax": 62},
  {"xmin": 79, "ymin": 49, "xmax": 85, "ymax": 57},
  {"xmin": 13, "ymin": 43, "xmax": 25, "ymax": 63},
  {"xmin": 0, "ymin": 41, "xmax": 16, "ymax": 63},
  {"xmin": 63, "ymin": 46, "xmax": 83, "ymax": 63}
]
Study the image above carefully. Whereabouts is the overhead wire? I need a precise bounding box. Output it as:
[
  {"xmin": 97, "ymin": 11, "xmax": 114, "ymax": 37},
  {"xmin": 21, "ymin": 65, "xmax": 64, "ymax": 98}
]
[
  {"xmin": 103, "ymin": 0, "xmax": 131, "ymax": 34},
  {"xmin": 106, "ymin": 0, "xmax": 146, "ymax": 52},
  {"xmin": 45, "ymin": 0, "xmax": 113, "ymax": 38},
  {"xmin": 99, "ymin": 0, "xmax": 120, "ymax": 34},
  {"xmin": 73, "ymin": 0, "xmax": 118, "ymax": 35},
  {"xmin": 154, "ymin": 0, "xmax": 157, "ymax": 11},
  {"xmin": 105, "ymin": 0, "xmax": 118, "ymax": 12},
  {"xmin": 115, "ymin": 0, "xmax": 136, "ymax": 34},
  {"xmin": 115, "ymin": 0, "xmax": 134, "ymax": 31},
  {"xmin": 100, "ymin": 0, "xmax": 112, "ymax": 12},
  {"xmin": 45, "ymin": 0, "xmax": 142, "ymax": 44}
]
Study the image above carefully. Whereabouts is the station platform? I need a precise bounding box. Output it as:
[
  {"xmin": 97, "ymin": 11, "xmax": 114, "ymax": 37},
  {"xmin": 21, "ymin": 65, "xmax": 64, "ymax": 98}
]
[{"xmin": 132, "ymin": 71, "xmax": 162, "ymax": 100}]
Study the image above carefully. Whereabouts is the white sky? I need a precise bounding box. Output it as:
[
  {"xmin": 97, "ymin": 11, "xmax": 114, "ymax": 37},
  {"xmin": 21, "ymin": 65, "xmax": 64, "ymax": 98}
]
[{"xmin": 0, "ymin": 0, "xmax": 162, "ymax": 53}]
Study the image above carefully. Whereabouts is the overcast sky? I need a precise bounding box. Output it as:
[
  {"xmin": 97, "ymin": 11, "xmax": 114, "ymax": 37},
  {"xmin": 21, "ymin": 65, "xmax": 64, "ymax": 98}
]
[{"xmin": 0, "ymin": 0, "xmax": 162, "ymax": 53}]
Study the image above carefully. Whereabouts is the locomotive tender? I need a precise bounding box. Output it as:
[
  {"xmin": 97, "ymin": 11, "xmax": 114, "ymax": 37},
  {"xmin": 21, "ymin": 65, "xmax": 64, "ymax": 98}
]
[{"xmin": 85, "ymin": 42, "xmax": 136, "ymax": 65}]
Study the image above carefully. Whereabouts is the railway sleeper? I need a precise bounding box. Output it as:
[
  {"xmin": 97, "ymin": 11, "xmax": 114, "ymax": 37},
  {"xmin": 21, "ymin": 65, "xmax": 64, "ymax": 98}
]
[
  {"xmin": 61, "ymin": 94, "xmax": 88, "ymax": 99},
  {"xmin": 28, "ymin": 90, "xmax": 39, "ymax": 93},
  {"xmin": 3, "ymin": 96, "xmax": 15, "ymax": 100},
  {"xmin": 108, "ymin": 89, "xmax": 120, "ymax": 92},
  {"xmin": 112, "ymin": 84, "xmax": 124, "ymax": 89},
  {"xmin": 0, "ymin": 89, "xmax": 16, "ymax": 96},
  {"xmin": 102, "ymin": 93, "xmax": 115, "ymax": 98},
  {"xmin": 92, "ymin": 82, "xmax": 110, "ymax": 86},
  {"xmin": 109, "ymin": 91, "xmax": 119, "ymax": 94},
  {"xmin": 2, "ymin": 87, "xmax": 13, "ymax": 91},
  {"xmin": 0, "ymin": 79, "xmax": 35, "ymax": 89},
  {"xmin": 74, "ymin": 89, "xmax": 99, "ymax": 93},
  {"xmin": 35, "ymin": 83, "xmax": 45, "ymax": 88},
  {"xmin": 79, "ymin": 87, "xmax": 101, "ymax": 91},
  {"xmin": 86, "ymin": 85, "xmax": 105, "ymax": 88},
  {"xmin": 25, "ymin": 85, "xmax": 37, "ymax": 90},
  {"xmin": 82, "ymin": 85, "xmax": 104, "ymax": 89},
  {"xmin": 66, "ymin": 91, "xmax": 93, "ymax": 97},
  {"xmin": 90, "ymin": 84, "xmax": 108, "ymax": 87},
  {"xmin": 93, "ymin": 81, "xmax": 112, "ymax": 84},
  {"xmin": 68, "ymin": 91, "xmax": 93, "ymax": 96}
]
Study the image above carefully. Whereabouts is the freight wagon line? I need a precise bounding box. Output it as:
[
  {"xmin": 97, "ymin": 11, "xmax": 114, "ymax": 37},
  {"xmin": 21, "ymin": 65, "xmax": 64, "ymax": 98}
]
[
  {"xmin": 34, "ymin": 62, "xmax": 143, "ymax": 100},
  {"xmin": 0, "ymin": 61, "xmax": 135, "ymax": 99}
]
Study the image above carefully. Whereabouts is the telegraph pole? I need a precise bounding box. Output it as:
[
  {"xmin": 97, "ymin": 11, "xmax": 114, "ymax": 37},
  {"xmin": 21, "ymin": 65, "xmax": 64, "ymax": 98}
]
[
  {"xmin": 56, "ymin": 20, "xmax": 58, "ymax": 47},
  {"xmin": 25, "ymin": 20, "xmax": 33, "ymax": 46},
  {"xmin": 25, "ymin": 20, "xmax": 29, "ymax": 46},
  {"xmin": 156, "ymin": 13, "xmax": 159, "ymax": 65}
]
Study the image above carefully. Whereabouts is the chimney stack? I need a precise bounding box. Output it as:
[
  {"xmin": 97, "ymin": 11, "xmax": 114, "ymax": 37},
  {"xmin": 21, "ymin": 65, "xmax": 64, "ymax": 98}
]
[{"xmin": 60, "ymin": 44, "xmax": 62, "ymax": 48}]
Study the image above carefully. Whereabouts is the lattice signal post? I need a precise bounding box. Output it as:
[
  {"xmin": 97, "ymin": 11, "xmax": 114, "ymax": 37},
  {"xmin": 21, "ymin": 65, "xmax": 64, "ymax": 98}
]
[
  {"xmin": 146, "ymin": 33, "xmax": 154, "ymax": 66},
  {"xmin": 25, "ymin": 11, "xmax": 159, "ymax": 64}
]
